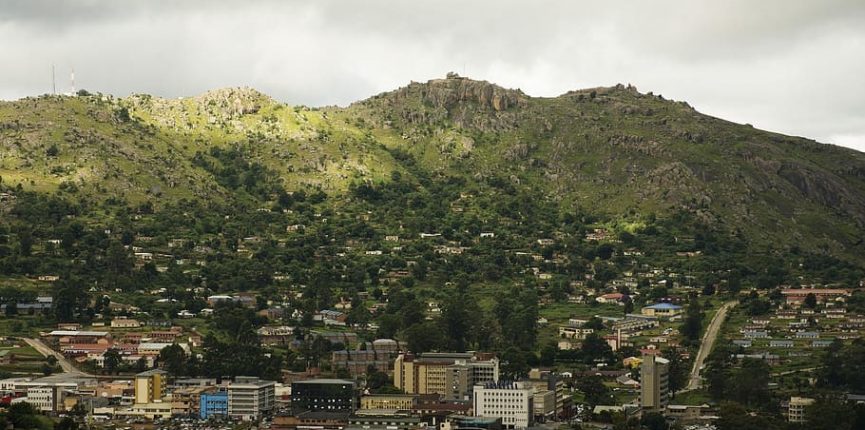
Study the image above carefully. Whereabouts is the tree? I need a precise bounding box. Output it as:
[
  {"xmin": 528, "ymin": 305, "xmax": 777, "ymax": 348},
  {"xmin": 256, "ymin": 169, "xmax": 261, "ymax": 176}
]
[
  {"xmin": 803, "ymin": 292, "xmax": 817, "ymax": 309},
  {"xmin": 46, "ymin": 144, "xmax": 60, "ymax": 157},
  {"xmin": 622, "ymin": 296, "xmax": 634, "ymax": 315},
  {"xmin": 805, "ymin": 395, "xmax": 858, "ymax": 430},
  {"xmin": 440, "ymin": 287, "xmax": 479, "ymax": 351},
  {"xmin": 728, "ymin": 358, "xmax": 771, "ymax": 408},
  {"xmin": 56, "ymin": 417, "xmax": 79, "ymax": 430},
  {"xmin": 716, "ymin": 402, "xmax": 781, "ymax": 430},
  {"xmin": 680, "ymin": 296, "xmax": 703, "ymax": 345},
  {"xmin": 663, "ymin": 347, "xmax": 688, "ymax": 396},
  {"xmin": 404, "ymin": 322, "xmax": 445, "ymax": 354},
  {"xmin": 580, "ymin": 333, "xmax": 613, "ymax": 364},
  {"xmin": 4, "ymin": 300, "xmax": 17, "ymax": 316},
  {"xmin": 103, "ymin": 348, "xmax": 121, "ymax": 374},
  {"xmin": 159, "ymin": 344, "xmax": 187, "ymax": 376},
  {"xmin": 640, "ymin": 412, "xmax": 667, "ymax": 430},
  {"xmin": 53, "ymin": 277, "xmax": 90, "ymax": 322},
  {"xmin": 577, "ymin": 375, "xmax": 614, "ymax": 408}
]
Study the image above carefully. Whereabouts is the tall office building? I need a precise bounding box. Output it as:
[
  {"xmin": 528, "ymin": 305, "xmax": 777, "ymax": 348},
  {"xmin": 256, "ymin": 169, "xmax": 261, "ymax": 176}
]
[{"xmin": 640, "ymin": 355, "xmax": 670, "ymax": 413}]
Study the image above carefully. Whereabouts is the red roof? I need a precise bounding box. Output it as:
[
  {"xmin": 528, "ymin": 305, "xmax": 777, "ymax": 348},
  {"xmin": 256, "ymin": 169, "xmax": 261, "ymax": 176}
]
[{"xmin": 782, "ymin": 289, "xmax": 849, "ymax": 296}]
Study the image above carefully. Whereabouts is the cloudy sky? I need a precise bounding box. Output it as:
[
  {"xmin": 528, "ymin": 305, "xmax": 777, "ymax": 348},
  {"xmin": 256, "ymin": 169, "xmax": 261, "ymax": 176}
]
[{"xmin": 1, "ymin": 0, "xmax": 864, "ymax": 152}]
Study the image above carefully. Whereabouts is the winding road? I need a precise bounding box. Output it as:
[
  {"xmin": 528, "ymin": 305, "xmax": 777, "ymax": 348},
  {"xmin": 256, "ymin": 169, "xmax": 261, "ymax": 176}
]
[
  {"xmin": 685, "ymin": 300, "xmax": 737, "ymax": 391},
  {"xmin": 22, "ymin": 337, "xmax": 93, "ymax": 377}
]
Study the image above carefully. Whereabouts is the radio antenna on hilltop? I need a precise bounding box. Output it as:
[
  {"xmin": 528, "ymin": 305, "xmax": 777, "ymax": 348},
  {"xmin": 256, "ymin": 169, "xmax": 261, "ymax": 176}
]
[
  {"xmin": 51, "ymin": 64, "xmax": 56, "ymax": 95},
  {"xmin": 70, "ymin": 67, "xmax": 76, "ymax": 94}
]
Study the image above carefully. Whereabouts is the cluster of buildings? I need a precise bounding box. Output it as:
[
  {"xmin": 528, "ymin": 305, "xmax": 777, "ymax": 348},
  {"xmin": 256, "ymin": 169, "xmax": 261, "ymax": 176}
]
[
  {"xmin": 275, "ymin": 364, "xmax": 570, "ymax": 430},
  {"xmin": 42, "ymin": 324, "xmax": 200, "ymax": 368},
  {"xmin": 0, "ymin": 371, "xmax": 278, "ymax": 421},
  {"xmin": 729, "ymin": 288, "xmax": 864, "ymax": 367}
]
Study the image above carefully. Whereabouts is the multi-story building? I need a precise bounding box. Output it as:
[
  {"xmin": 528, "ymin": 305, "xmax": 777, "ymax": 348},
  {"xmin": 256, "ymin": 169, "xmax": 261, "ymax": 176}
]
[
  {"xmin": 532, "ymin": 389, "xmax": 556, "ymax": 422},
  {"xmin": 171, "ymin": 386, "xmax": 209, "ymax": 416},
  {"xmin": 200, "ymin": 390, "xmax": 229, "ymax": 419},
  {"xmin": 473, "ymin": 381, "xmax": 534, "ymax": 429},
  {"xmin": 394, "ymin": 353, "xmax": 499, "ymax": 400},
  {"xmin": 788, "ymin": 397, "xmax": 815, "ymax": 423},
  {"xmin": 640, "ymin": 355, "xmax": 669, "ymax": 413},
  {"xmin": 527, "ymin": 369, "xmax": 571, "ymax": 419},
  {"xmin": 290, "ymin": 379, "xmax": 356, "ymax": 413},
  {"xmin": 134, "ymin": 369, "xmax": 167, "ymax": 404},
  {"xmin": 227, "ymin": 377, "xmax": 276, "ymax": 420},
  {"xmin": 26, "ymin": 386, "xmax": 64, "ymax": 413}
]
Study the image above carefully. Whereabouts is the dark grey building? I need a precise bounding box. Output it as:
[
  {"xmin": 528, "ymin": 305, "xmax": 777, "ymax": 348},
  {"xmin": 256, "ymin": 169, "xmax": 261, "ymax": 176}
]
[{"xmin": 291, "ymin": 379, "xmax": 357, "ymax": 413}]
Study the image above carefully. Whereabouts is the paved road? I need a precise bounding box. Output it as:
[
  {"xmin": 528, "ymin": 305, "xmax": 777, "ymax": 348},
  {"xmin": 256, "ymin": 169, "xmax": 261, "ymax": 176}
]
[
  {"xmin": 686, "ymin": 300, "xmax": 737, "ymax": 391},
  {"xmin": 23, "ymin": 337, "xmax": 93, "ymax": 377}
]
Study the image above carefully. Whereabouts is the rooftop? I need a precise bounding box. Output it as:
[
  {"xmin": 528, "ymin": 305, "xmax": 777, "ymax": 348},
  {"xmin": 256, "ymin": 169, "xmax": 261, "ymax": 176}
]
[{"xmin": 644, "ymin": 303, "xmax": 683, "ymax": 310}]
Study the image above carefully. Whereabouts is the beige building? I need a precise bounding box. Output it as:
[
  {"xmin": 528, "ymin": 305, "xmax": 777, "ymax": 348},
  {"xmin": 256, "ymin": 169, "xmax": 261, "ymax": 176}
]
[
  {"xmin": 122, "ymin": 402, "xmax": 172, "ymax": 419},
  {"xmin": 394, "ymin": 353, "xmax": 499, "ymax": 400},
  {"xmin": 360, "ymin": 394, "xmax": 418, "ymax": 410},
  {"xmin": 788, "ymin": 397, "xmax": 815, "ymax": 423},
  {"xmin": 532, "ymin": 389, "xmax": 556, "ymax": 421},
  {"xmin": 110, "ymin": 318, "xmax": 141, "ymax": 329},
  {"xmin": 640, "ymin": 355, "xmax": 669, "ymax": 413},
  {"xmin": 134, "ymin": 369, "xmax": 167, "ymax": 404},
  {"xmin": 172, "ymin": 386, "xmax": 211, "ymax": 416}
]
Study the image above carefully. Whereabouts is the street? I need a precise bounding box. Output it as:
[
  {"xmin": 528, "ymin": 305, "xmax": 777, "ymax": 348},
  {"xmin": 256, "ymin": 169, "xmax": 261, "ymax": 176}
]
[
  {"xmin": 22, "ymin": 337, "xmax": 93, "ymax": 377},
  {"xmin": 685, "ymin": 300, "xmax": 737, "ymax": 391}
]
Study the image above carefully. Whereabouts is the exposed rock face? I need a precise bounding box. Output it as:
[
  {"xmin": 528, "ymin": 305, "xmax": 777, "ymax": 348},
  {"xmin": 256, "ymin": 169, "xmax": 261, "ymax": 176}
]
[
  {"xmin": 361, "ymin": 74, "xmax": 527, "ymax": 132},
  {"xmin": 778, "ymin": 162, "xmax": 865, "ymax": 225},
  {"xmin": 421, "ymin": 74, "xmax": 526, "ymax": 112}
]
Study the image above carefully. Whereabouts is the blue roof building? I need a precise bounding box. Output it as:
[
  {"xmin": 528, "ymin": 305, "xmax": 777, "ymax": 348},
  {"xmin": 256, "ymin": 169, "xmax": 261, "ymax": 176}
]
[{"xmin": 641, "ymin": 303, "xmax": 684, "ymax": 318}]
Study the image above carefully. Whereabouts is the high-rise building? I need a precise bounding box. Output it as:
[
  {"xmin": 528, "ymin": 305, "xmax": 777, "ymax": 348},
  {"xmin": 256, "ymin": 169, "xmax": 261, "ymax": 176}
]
[
  {"xmin": 473, "ymin": 381, "xmax": 534, "ymax": 429},
  {"xmin": 134, "ymin": 369, "xmax": 168, "ymax": 404},
  {"xmin": 228, "ymin": 377, "xmax": 276, "ymax": 420},
  {"xmin": 290, "ymin": 379, "xmax": 356, "ymax": 413},
  {"xmin": 640, "ymin": 355, "xmax": 670, "ymax": 413},
  {"xmin": 394, "ymin": 353, "xmax": 499, "ymax": 400}
]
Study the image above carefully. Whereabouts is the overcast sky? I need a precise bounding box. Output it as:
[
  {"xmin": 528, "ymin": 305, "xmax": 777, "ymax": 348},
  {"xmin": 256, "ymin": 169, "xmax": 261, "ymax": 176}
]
[{"xmin": 1, "ymin": 0, "xmax": 864, "ymax": 152}]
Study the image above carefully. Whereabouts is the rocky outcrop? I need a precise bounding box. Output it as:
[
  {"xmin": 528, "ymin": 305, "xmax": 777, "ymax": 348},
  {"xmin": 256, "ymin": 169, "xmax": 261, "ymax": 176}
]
[
  {"xmin": 778, "ymin": 162, "xmax": 865, "ymax": 224},
  {"xmin": 421, "ymin": 74, "xmax": 526, "ymax": 112}
]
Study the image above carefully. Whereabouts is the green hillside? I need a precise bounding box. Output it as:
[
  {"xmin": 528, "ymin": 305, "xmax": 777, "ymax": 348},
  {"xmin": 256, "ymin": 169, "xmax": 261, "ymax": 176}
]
[{"xmin": 1, "ymin": 74, "xmax": 864, "ymax": 269}]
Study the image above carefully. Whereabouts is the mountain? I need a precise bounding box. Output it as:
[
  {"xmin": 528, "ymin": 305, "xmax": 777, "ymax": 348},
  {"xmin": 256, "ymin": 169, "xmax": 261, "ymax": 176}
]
[{"xmin": 1, "ymin": 74, "xmax": 865, "ymax": 263}]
